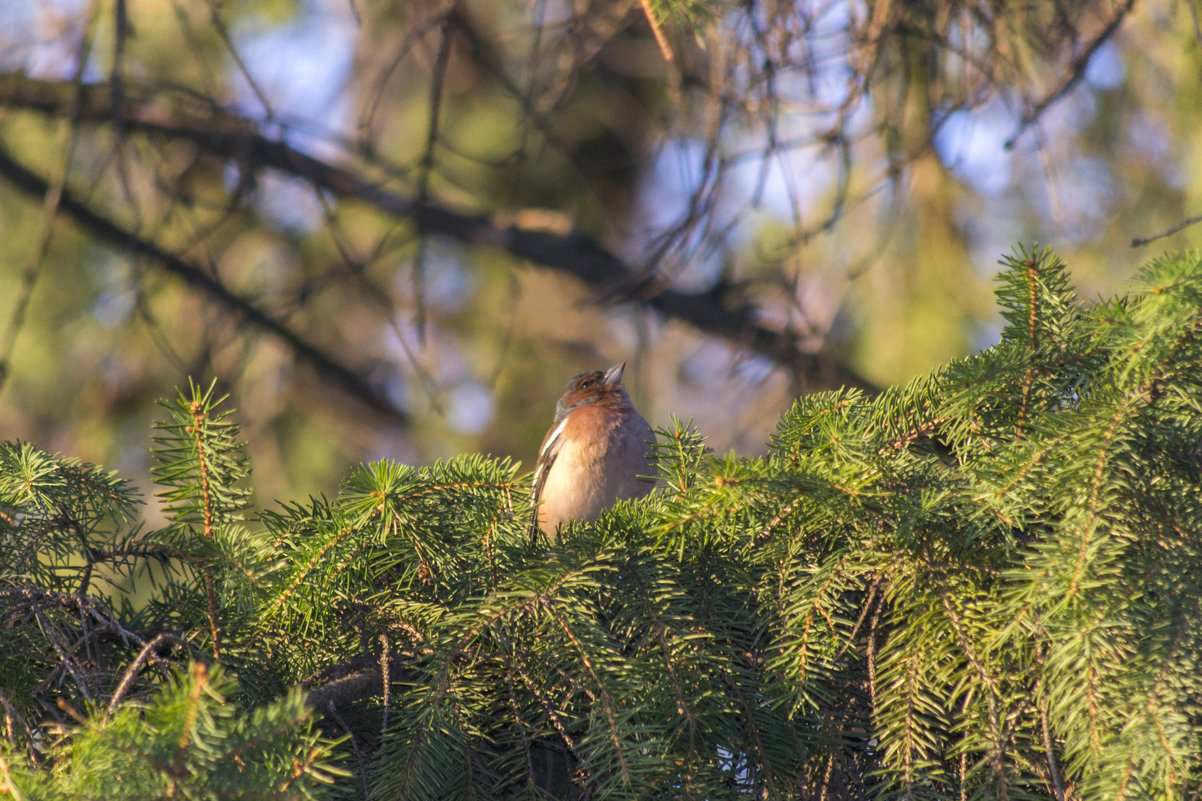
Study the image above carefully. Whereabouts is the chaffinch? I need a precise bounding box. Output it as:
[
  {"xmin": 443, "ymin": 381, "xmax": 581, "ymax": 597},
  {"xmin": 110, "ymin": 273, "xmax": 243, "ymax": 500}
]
[{"xmin": 532, "ymin": 362, "xmax": 656, "ymax": 539}]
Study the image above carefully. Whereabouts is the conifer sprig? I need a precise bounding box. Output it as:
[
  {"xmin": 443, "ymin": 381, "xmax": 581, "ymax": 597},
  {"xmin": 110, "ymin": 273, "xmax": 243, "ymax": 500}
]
[
  {"xmin": 149, "ymin": 378, "xmax": 260, "ymax": 660},
  {"xmin": 3, "ymin": 248, "xmax": 1202, "ymax": 799}
]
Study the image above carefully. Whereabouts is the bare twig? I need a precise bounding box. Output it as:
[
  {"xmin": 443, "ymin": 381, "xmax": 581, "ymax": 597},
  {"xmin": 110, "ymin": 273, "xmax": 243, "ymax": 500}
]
[
  {"xmin": 31, "ymin": 605, "xmax": 94, "ymax": 706},
  {"xmin": 323, "ymin": 701, "xmax": 372, "ymax": 797},
  {"xmin": 1131, "ymin": 213, "xmax": 1202, "ymax": 247},
  {"xmin": 107, "ymin": 632, "xmax": 193, "ymax": 714},
  {"xmin": 1004, "ymin": 0, "xmax": 1136, "ymax": 149},
  {"xmin": 14, "ymin": 597, "xmax": 132, "ymax": 710},
  {"xmin": 1039, "ymin": 698, "xmax": 1067, "ymax": 801}
]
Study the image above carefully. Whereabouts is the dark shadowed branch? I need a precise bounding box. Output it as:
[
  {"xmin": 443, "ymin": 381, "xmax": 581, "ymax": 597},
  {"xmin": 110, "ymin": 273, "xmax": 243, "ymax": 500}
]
[
  {"xmin": 1003, "ymin": 0, "xmax": 1137, "ymax": 148},
  {"xmin": 0, "ymin": 141, "xmax": 410, "ymax": 424},
  {"xmin": 302, "ymin": 648, "xmax": 420, "ymax": 712}
]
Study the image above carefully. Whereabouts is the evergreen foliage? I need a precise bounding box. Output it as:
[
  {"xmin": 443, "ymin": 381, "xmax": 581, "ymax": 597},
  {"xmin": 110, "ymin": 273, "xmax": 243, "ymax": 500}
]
[{"xmin": 3, "ymin": 247, "xmax": 1202, "ymax": 799}]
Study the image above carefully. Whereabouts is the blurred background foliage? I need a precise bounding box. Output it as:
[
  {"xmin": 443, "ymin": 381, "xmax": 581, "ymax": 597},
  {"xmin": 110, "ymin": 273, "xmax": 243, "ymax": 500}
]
[{"xmin": 0, "ymin": 0, "xmax": 1199, "ymax": 504}]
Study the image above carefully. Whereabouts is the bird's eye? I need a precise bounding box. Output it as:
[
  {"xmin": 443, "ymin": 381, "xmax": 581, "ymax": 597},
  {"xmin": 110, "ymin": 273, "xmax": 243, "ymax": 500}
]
[{"xmin": 579, "ymin": 379, "xmax": 595, "ymax": 389}]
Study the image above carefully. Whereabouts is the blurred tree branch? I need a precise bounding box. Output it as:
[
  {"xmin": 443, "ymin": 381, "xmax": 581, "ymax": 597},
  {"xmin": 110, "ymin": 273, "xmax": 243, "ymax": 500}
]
[
  {"xmin": 0, "ymin": 0, "xmax": 1189, "ymax": 496},
  {"xmin": 0, "ymin": 138, "xmax": 409, "ymax": 424},
  {"xmin": 0, "ymin": 73, "xmax": 875, "ymax": 393},
  {"xmin": 1003, "ymin": 0, "xmax": 1138, "ymax": 148}
]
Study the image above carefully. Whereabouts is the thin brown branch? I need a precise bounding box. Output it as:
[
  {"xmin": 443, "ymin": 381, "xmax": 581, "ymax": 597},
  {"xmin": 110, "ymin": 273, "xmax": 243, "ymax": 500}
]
[
  {"xmin": 505, "ymin": 672, "xmax": 540, "ymax": 793},
  {"xmin": 1039, "ymin": 699, "xmax": 1067, "ymax": 801},
  {"xmin": 107, "ymin": 632, "xmax": 193, "ymax": 714},
  {"xmin": 1004, "ymin": 0, "xmax": 1137, "ymax": 149},
  {"xmin": 0, "ymin": 586, "xmax": 142, "ymax": 647},
  {"xmin": 30, "ymin": 605, "xmax": 94, "ymax": 706},
  {"xmin": 546, "ymin": 604, "xmax": 629, "ymax": 783},
  {"xmin": 322, "ymin": 700, "xmax": 372, "ymax": 797},
  {"xmin": 57, "ymin": 509, "xmax": 98, "ymax": 597},
  {"xmin": 638, "ymin": 0, "xmax": 674, "ymax": 62},
  {"xmin": 1131, "ymin": 212, "xmax": 1202, "ymax": 247},
  {"xmin": 90, "ymin": 540, "xmax": 192, "ymax": 563}
]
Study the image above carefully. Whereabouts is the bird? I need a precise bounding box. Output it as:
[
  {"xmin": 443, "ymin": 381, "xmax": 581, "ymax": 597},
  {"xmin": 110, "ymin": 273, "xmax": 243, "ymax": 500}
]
[{"xmin": 531, "ymin": 362, "xmax": 656, "ymax": 539}]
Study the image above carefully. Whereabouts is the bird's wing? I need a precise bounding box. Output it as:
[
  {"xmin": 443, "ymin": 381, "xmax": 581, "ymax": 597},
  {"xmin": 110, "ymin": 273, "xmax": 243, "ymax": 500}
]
[{"xmin": 531, "ymin": 415, "xmax": 569, "ymax": 508}]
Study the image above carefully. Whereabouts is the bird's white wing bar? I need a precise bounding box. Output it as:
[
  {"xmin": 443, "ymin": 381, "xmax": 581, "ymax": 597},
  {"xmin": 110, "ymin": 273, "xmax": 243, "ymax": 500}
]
[{"xmin": 532, "ymin": 414, "xmax": 570, "ymax": 504}]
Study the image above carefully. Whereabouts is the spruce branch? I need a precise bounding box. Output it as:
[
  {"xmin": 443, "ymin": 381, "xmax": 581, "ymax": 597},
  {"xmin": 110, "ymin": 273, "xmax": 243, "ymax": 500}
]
[{"xmin": 6, "ymin": 248, "xmax": 1202, "ymax": 798}]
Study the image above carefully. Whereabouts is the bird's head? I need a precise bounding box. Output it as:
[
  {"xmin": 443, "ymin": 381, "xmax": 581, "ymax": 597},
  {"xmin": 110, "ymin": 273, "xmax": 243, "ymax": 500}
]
[{"xmin": 553, "ymin": 362, "xmax": 629, "ymax": 422}]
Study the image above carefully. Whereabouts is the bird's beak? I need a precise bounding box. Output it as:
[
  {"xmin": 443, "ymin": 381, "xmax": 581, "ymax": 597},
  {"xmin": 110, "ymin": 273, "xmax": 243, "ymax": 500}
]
[{"xmin": 604, "ymin": 362, "xmax": 626, "ymax": 385}]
